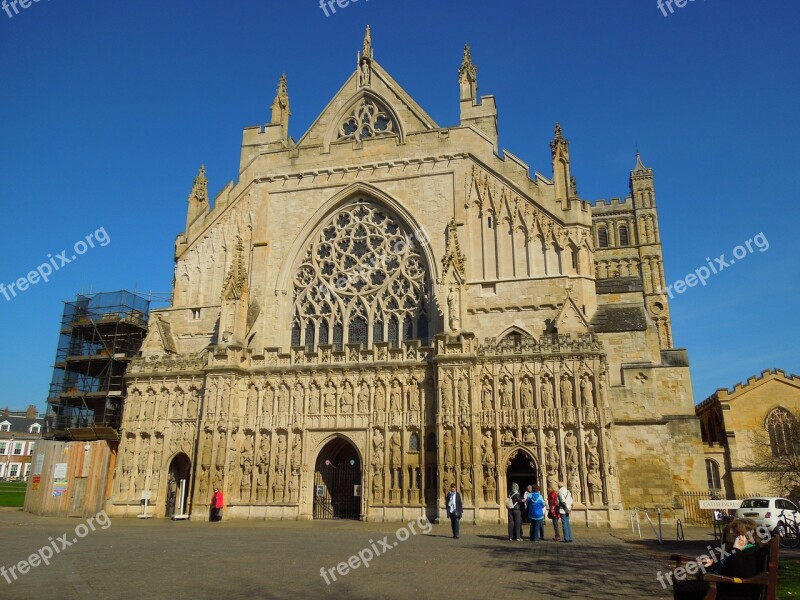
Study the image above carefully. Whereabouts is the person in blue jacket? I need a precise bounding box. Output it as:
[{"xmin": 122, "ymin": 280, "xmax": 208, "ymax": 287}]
[{"xmin": 527, "ymin": 485, "xmax": 546, "ymax": 541}]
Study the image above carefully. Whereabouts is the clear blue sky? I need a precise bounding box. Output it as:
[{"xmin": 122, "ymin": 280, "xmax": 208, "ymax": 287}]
[{"xmin": 0, "ymin": 0, "xmax": 797, "ymax": 412}]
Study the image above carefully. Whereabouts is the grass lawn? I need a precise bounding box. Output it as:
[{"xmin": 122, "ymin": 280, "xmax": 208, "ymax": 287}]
[
  {"xmin": 0, "ymin": 481, "xmax": 27, "ymax": 507},
  {"xmin": 779, "ymin": 558, "xmax": 800, "ymax": 599}
]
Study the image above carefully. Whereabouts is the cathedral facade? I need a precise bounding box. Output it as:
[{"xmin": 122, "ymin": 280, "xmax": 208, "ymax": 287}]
[{"xmin": 108, "ymin": 30, "xmax": 706, "ymax": 525}]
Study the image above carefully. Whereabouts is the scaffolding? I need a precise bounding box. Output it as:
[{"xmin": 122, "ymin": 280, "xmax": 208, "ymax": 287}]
[{"xmin": 45, "ymin": 291, "xmax": 151, "ymax": 441}]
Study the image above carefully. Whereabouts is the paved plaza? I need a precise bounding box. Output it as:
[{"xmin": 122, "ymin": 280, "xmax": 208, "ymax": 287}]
[{"xmin": 0, "ymin": 508, "xmax": 719, "ymax": 599}]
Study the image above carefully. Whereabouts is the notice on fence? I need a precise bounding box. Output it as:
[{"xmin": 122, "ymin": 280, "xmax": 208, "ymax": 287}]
[
  {"xmin": 52, "ymin": 462, "xmax": 68, "ymax": 497},
  {"xmin": 33, "ymin": 452, "xmax": 44, "ymax": 476},
  {"xmin": 699, "ymin": 500, "xmax": 742, "ymax": 510}
]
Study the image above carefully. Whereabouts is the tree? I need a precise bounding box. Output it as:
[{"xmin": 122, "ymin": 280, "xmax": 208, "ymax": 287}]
[{"xmin": 743, "ymin": 408, "xmax": 800, "ymax": 498}]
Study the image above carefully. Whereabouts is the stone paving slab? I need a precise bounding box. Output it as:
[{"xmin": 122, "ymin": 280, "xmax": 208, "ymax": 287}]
[{"xmin": 0, "ymin": 508, "xmax": 681, "ymax": 599}]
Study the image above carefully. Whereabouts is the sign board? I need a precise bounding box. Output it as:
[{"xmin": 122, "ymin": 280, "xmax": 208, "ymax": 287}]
[
  {"xmin": 141, "ymin": 491, "xmax": 153, "ymax": 501},
  {"xmin": 315, "ymin": 485, "xmax": 325, "ymax": 497},
  {"xmin": 353, "ymin": 485, "xmax": 362, "ymax": 497},
  {"xmin": 31, "ymin": 475, "xmax": 41, "ymax": 491},
  {"xmin": 53, "ymin": 462, "xmax": 68, "ymax": 479},
  {"xmin": 33, "ymin": 453, "xmax": 44, "ymax": 476},
  {"xmin": 699, "ymin": 500, "xmax": 742, "ymax": 510},
  {"xmin": 52, "ymin": 462, "xmax": 68, "ymax": 497}
]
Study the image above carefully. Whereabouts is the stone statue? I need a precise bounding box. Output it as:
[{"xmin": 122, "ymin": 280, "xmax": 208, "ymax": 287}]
[
  {"xmin": 215, "ymin": 431, "xmax": 226, "ymax": 470},
  {"xmin": 585, "ymin": 429, "xmax": 600, "ymax": 467},
  {"xmin": 499, "ymin": 377, "xmax": 512, "ymax": 409},
  {"xmin": 291, "ymin": 435, "xmax": 302, "ymax": 474},
  {"xmin": 460, "ymin": 427, "xmax": 471, "ymax": 466},
  {"xmin": 323, "ymin": 383, "xmax": 335, "ymax": 414},
  {"xmin": 565, "ymin": 430, "xmax": 579, "ymax": 471},
  {"xmin": 277, "ymin": 434, "xmax": 287, "ymax": 475},
  {"xmin": 523, "ymin": 427, "xmax": 536, "ymax": 444},
  {"xmin": 390, "ymin": 432, "xmax": 402, "ymax": 488},
  {"xmin": 481, "ymin": 431, "xmax": 495, "ymax": 471},
  {"xmin": 520, "ymin": 378, "xmax": 533, "ymax": 409},
  {"xmin": 560, "ymin": 375, "xmax": 574, "ymax": 407},
  {"xmin": 545, "ymin": 431, "xmax": 558, "ymax": 470},
  {"xmin": 581, "ymin": 375, "xmax": 594, "ymax": 407},
  {"xmin": 278, "ymin": 384, "xmax": 290, "ymax": 413},
  {"xmin": 186, "ymin": 388, "xmax": 199, "ymax": 419},
  {"xmin": 390, "ymin": 381, "xmax": 402, "ymax": 412},
  {"xmin": 293, "ymin": 383, "xmax": 304, "ymax": 414},
  {"xmin": 375, "ymin": 382, "xmax": 386, "ymax": 412},
  {"xmin": 443, "ymin": 429, "xmax": 454, "ymax": 469},
  {"xmin": 310, "ymin": 384, "xmax": 321, "ymax": 414},
  {"xmin": 247, "ymin": 383, "xmax": 258, "ymax": 416},
  {"xmin": 440, "ymin": 375, "xmax": 453, "ymax": 415},
  {"xmin": 502, "ymin": 429, "xmax": 515, "ymax": 445},
  {"xmin": 447, "ymin": 287, "xmax": 460, "ymax": 331},
  {"xmin": 540, "ymin": 376, "xmax": 554, "ymax": 409},
  {"xmin": 340, "ymin": 383, "xmax": 354, "ymax": 413},
  {"xmin": 458, "ymin": 374, "xmax": 469, "ymax": 412},
  {"xmin": 371, "ymin": 429, "xmax": 384, "ymax": 472},
  {"xmin": 358, "ymin": 382, "xmax": 370, "ymax": 413},
  {"xmin": 408, "ymin": 381, "xmax": 420, "ymax": 411},
  {"xmin": 482, "ymin": 382, "xmax": 493, "ymax": 411}
]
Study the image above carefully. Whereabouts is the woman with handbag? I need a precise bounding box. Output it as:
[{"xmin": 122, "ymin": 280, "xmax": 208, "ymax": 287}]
[{"xmin": 507, "ymin": 483, "xmax": 524, "ymax": 541}]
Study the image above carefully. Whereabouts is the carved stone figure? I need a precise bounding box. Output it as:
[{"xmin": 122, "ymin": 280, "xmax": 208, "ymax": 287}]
[
  {"xmin": 585, "ymin": 429, "xmax": 600, "ymax": 467},
  {"xmin": 560, "ymin": 375, "xmax": 574, "ymax": 407},
  {"xmin": 440, "ymin": 375, "xmax": 453, "ymax": 415},
  {"xmin": 499, "ymin": 377, "xmax": 512, "ymax": 409},
  {"xmin": 545, "ymin": 431, "xmax": 559, "ymax": 471},
  {"xmin": 523, "ymin": 426, "xmax": 536, "ymax": 445},
  {"xmin": 458, "ymin": 374, "xmax": 469, "ymax": 412},
  {"xmin": 293, "ymin": 383, "xmax": 304, "ymax": 414},
  {"xmin": 247, "ymin": 383, "xmax": 258, "ymax": 416},
  {"xmin": 482, "ymin": 382, "xmax": 493, "ymax": 411},
  {"xmin": 502, "ymin": 429, "xmax": 515, "ymax": 445},
  {"xmin": 371, "ymin": 429, "xmax": 384, "ymax": 472},
  {"xmin": 340, "ymin": 383, "xmax": 354, "ymax": 413},
  {"xmin": 520, "ymin": 378, "xmax": 533, "ymax": 409},
  {"xmin": 278, "ymin": 384, "xmax": 290, "ymax": 413},
  {"xmin": 481, "ymin": 431, "xmax": 495, "ymax": 472},
  {"xmin": 447, "ymin": 287, "xmax": 460, "ymax": 331},
  {"xmin": 540, "ymin": 376, "xmax": 554, "ymax": 409},
  {"xmin": 310, "ymin": 384, "xmax": 321, "ymax": 414},
  {"xmin": 375, "ymin": 382, "xmax": 386, "ymax": 412},
  {"xmin": 323, "ymin": 383, "xmax": 335, "ymax": 414},
  {"xmin": 460, "ymin": 427, "xmax": 471, "ymax": 466},
  {"xmin": 390, "ymin": 432, "xmax": 402, "ymax": 488},
  {"xmin": 565, "ymin": 430, "xmax": 579, "ymax": 470},
  {"xmin": 358, "ymin": 382, "xmax": 370, "ymax": 413},
  {"xmin": 277, "ymin": 434, "xmax": 287, "ymax": 475},
  {"xmin": 390, "ymin": 381, "xmax": 402, "ymax": 412},
  {"xmin": 443, "ymin": 428, "xmax": 454, "ymax": 469},
  {"xmin": 291, "ymin": 435, "xmax": 302, "ymax": 474},
  {"xmin": 186, "ymin": 388, "xmax": 199, "ymax": 419},
  {"xmin": 581, "ymin": 374, "xmax": 594, "ymax": 407},
  {"xmin": 407, "ymin": 381, "xmax": 420, "ymax": 411}
]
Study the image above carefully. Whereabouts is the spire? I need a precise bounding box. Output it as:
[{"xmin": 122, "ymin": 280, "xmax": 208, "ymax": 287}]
[
  {"xmin": 458, "ymin": 43, "xmax": 478, "ymax": 102},
  {"xmin": 222, "ymin": 237, "xmax": 249, "ymax": 301},
  {"xmin": 550, "ymin": 123, "xmax": 573, "ymax": 207},
  {"xmin": 270, "ymin": 74, "xmax": 290, "ymax": 128},
  {"xmin": 188, "ymin": 165, "xmax": 208, "ymax": 204},
  {"xmin": 362, "ymin": 25, "xmax": 373, "ymax": 59},
  {"xmin": 632, "ymin": 151, "xmax": 652, "ymax": 175}
]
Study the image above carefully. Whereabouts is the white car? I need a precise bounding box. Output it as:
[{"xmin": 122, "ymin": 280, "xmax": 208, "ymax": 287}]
[{"xmin": 735, "ymin": 497, "xmax": 800, "ymax": 533}]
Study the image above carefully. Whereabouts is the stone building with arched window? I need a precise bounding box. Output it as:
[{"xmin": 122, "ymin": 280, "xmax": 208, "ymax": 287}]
[
  {"xmin": 696, "ymin": 369, "xmax": 800, "ymax": 497},
  {"xmin": 106, "ymin": 29, "xmax": 706, "ymax": 525}
]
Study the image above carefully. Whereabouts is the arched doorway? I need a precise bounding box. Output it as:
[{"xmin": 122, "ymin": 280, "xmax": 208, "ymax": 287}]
[
  {"xmin": 506, "ymin": 449, "xmax": 538, "ymax": 496},
  {"xmin": 313, "ymin": 438, "xmax": 362, "ymax": 520},
  {"xmin": 166, "ymin": 453, "xmax": 191, "ymax": 518}
]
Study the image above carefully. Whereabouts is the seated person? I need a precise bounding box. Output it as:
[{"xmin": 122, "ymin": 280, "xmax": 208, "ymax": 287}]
[{"xmin": 674, "ymin": 518, "xmax": 765, "ymax": 600}]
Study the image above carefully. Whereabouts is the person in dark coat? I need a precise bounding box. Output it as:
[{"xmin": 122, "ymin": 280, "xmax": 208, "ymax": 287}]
[
  {"xmin": 673, "ymin": 519, "xmax": 766, "ymax": 600},
  {"xmin": 507, "ymin": 483, "xmax": 524, "ymax": 541},
  {"xmin": 446, "ymin": 483, "xmax": 463, "ymax": 539}
]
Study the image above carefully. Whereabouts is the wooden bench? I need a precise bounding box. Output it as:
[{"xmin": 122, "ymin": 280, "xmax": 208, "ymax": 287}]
[{"xmin": 669, "ymin": 534, "xmax": 779, "ymax": 600}]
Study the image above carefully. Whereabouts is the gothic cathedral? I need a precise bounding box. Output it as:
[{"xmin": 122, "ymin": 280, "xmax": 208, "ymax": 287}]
[{"xmin": 110, "ymin": 29, "xmax": 706, "ymax": 525}]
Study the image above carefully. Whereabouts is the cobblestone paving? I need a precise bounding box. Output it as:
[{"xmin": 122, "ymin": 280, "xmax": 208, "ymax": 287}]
[{"xmin": 0, "ymin": 509, "xmax": 679, "ymax": 599}]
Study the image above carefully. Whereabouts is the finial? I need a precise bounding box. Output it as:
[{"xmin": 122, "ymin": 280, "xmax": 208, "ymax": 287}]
[
  {"xmin": 189, "ymin": 164, "xmax": 209, "ymax": 203},
  {"xmin": 634, "ymin": 151, "xmax": 648, "ymax": 172},
  {"xmin": 458, "ymin": 43, "xmax": 478, "ymax": 101},
  {"xmin": 270, "ymin": 73, "xmax": 290, "ymax": 127},
  {"xmin": 363, "ymin": 25, "xmax": 372, "ymax": 58},
  {"xmin": 554, "ymin": 122, "xmax": 563, "ymax": 141}
]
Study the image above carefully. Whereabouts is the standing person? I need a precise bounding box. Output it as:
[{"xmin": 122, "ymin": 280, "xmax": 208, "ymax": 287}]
[
  {"xmin": 526, "ymin": 485, "xmax": 546, "ymax": 541},
  {"xmin": 507, "ymin": 482, "xmax": 524, "ymax": 541},
  {"xmin": 211, "ymin": 487, "xmax": 224, "ymax": 522},
  {"xmin": 446, "ymin": 483, "xmax": 463, "ymax": 539},
  {"xmin": 548, "ymin": 488, "xmax": 561, "ymax": 540},
  {"xmin": 557, "ymin": 481, "xmax": 573, "ymax": 542},
  {"xmin": 522, "ymin": 484, "xmax": 533, "ymax": 525}
]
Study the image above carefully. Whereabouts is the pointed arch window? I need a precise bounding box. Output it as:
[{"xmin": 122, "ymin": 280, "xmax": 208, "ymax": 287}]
[
  {"xmin": 619, "ymin": 225, "xmax": 630, "ymax": 247},
  {"xmin": 705, "ymin": 459, "xmax": 721, "ymax": 492},
  {"xmin": 767, "ymin": 408, "xmax": 799, "ymax": 457},
  {"xmin": 291, "ymin": 201, "xmax": 431, "ymax": 352},
  {"xmin": 291, "ymin": 322, "xmax": 301, "ymax": 347}
]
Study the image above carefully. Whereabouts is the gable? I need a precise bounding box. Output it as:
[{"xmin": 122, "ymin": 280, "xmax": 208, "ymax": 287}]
[{"xmin": 296, "ymin": 61, "xmax": 438, "ymax": 150}]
